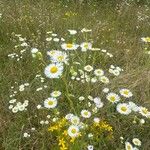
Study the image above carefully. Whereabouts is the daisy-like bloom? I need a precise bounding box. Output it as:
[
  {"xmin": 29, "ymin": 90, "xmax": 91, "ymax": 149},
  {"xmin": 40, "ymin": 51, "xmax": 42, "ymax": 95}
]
[
  {"xmin": 44, "ymin": 97, "xmax": 57, "ymax": 109},
  {"xmin": 84, "ymin": 65, "xmax": 93, "ymax": 72},
  {"xmin": 81, "ymin": 110, "xmax": 91, "ymax": 118},
  {"xmin": 67, "ymin": 125, "xmax": 79, "ymax": 137},
  {"xmin": 44, "ymin": 63, "xmax": 63, "ymax": 78},
  {"xmin": 106, "ymin": 93, "xmax": 120, "ymax": 103},
  {"xmin": 139, "ymin": 106, "xmax": 150, "ymax": 118},
  {"xmin": 46, "ymin": 37, "xmax": 52, "ymax": 41},
  {"xmin": 125, "ymin": 142, "xmax": 133, "ymax": 150},
  {"xmin": 141, "ymin": 37, "xmax": 150, "ymax": 43},
  {"xmin": 68, "ymin": 29, "xmax": 77, "ymax": 35},
  {"xmin": 94, "ymin": 69, "xmax": 104, "ymax": 76},
  {"xmin": 80, "ymin": 42, "xmax": 92, "ymax": 51},
  {"xmin": 50, "ymin": 51, "xmax": 69, "ymax": 64},
  {"xmin": 81, "ymin": 28, "xmax": 92, "ymax": 33},
  {"xmin": 47, "ymin": 50, "xmax": 58, "ymax": 57},
  {"xmin": 120, "ymin": 89, "xmax": 133, "ymax": 98},
  {"xmin": 70, "ymin": 116, "xmax": 80, "ymax": 125},
  {"xmin": 116, "ymin": 103, "xmax": 132, "ymax": 115},
  {"xmin": 65, "ymin": 113, "xmax": 74, "ymax": 120},
  {"xmin": 50, "ymin": 91, "xmax": 61, "ymax": 97},
  {"xmin": 100, "ymin": 76, "xmax": 109, "ymax": 84},
  {"xmin": 61, "ymin": 43, "xmax": 79, "ymax": 50},
  {"xmin": 132, "ymin": 138, "xmax": 141, "ymax": 146},
  {"xmin": 128, "ymin": 102, "xmax": 139, "ymax": 112}
]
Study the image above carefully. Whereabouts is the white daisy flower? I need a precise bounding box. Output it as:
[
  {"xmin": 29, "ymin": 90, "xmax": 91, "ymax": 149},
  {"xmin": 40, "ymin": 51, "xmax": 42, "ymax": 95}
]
[
  {"xmin": 65, "ymin": 113, "xmax": 74, "ymax": 120},
  {"xmin": 81, "ymin": 28, "xmax": 92, "ymax": 33},
  {"xmin": 50, "ymin": 51, "xmax": 69, "ymax": 64},
  {"xmin": 68, "ymin": 30, "xmax": 77, "ymax": 35},
  {"xmin": 12, "ymin": 106, "xmax": 19, "ymax": 113},
  {"xmin": 94, "ymin": 117, "xmax": 100, "ymax": 123},
  {"xmin": 50, "ymin": 91, "xmax": 61, "ymax": 97},
  {"xmin": 128, "ymin": 102, "xmax": 139, "ymax": 112},
  {"xmin": 44, "ymin": 97, "xmax": 57, "ymax": 109},
  {"xmin": 70, "ymin": 116, "xmax": 80, "ymax": 125},
  {"xmin": 125, "ymin": 142, "xmax": 133, "ymax": 150},
  {"xmin": 100, "ymin": 76, "xmax": 109, "ymax": 84},
  {"xmin": 132, "ymin": 138, "xmax": 141, "ymax": 146},
  {"xmin": 53, "ymin": 38, "xmax": 59, "ymax": 42},
  {"xmin": 81, "ymin": 110, "xmax": 91, "ymax": 118},
  {"xmin": 94, "ymin": 69, "xmax": 104, "ymax": 76},
  {"xmin": 106, "ymin": 93, "xmax": 120, "ymax": 103},
  {"xmin": 44, "ymin": 63, "xmax": 63, "ymax": 78},
  {"xmin": 47, "ymin": 50, "xmax": 58, "ymax": 57},
  {"xmin": 61, "ymin": 43, "xmax": 79, "ymax": 50},
  {"xmin": 80, "ymin": 42, "xmax": 92, "ymax": 51},
  {"xmin": 120, "ymin": 89, "xmax": 133, "ymax": 98},
  {"xmin": 79, "ymin": 96, "xmax": 85, "ymax": 101},
  {"xmin": 67, "ymin": 125, "xmax": 79, "ymax": 137},
  {"xmin": 116, "ymin": 103, "xmax": 132, "ymax": 115},
  {"xmin": 139, "ymin": 107, "xmax": 150, "ymax": 118},
  {"xmin": 102, "ymin": 88, "xmax": 109, "ymax": 93},
  {"xmin": 31, "ymin": 48, "xmax": 38, "ymax": 54},
  {"xmin": 23, "ymin": 132, "xmax": 30, "ymax": 138},
  {"xmin": 84, "ymin": 65, "xmax": 93, "ymax": 72},
  {"xmin": 46, "ymin": 37, "xmax": 52, "ymax": 41}
]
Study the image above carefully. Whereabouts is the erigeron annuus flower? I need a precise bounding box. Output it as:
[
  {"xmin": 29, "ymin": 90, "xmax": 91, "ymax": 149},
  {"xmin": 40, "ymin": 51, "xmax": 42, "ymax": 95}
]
[
  {"xmin": 61, "ymin": 43, "xmax": 79, "ymax": 50},
  {"xmin": 68, "ymin": 29, "xmax": 77, "ymax": 35},
  {"xmin": 80, "ymin": 42, "xmax": 92, "ymax": 51},
  {"xmin": 116, "ymin": 103, "xmax": 132, "ymax": 115},
  {"xmin": 94, "ymin": 117, "xmax": 100, "ymax": 123},
  {"xmin": 132, "ymin": 138, "xmax": 141, "ymax": 146},
  {"xmin": 103, "ymin": 88, "xmax": 109, "ymax": 93},
  {"xmin": 106, "ymin": 93, "xmax": 120, "ymax": 103},
  {"xmin": 141, "ymin": 37, "xmax": 150, "ymax": 43},
  {"xmin": 67, "ymin": 125, "xmax": 79, "ymax": 137},
  {"xmin": 65, "ymin": 113, "xmax": 74, "ymax": 120},
  {"xmin": 94, "ymin": 69, "xmax": 104, "ymax": 76},
  {"xmin": 139, "ymin": 107, "xmax": 150, "ymax": 118},
  {"xmin": 50, "ymin": 51, "xmax": 69, "ymax": 64},
  {"xmin": 81, "ymin": 110, "xmax": 91, "ymax": 118},
  {"xmin": 100, "ymin": 76, "xmax": 109, "ymax": 84},
  {"xmin": 44, "ymin": 97, "xmax": 57, "ymax": 109},
  {"xmin": 44, "ymin": 63, "xmax": 63, "ymax": 78},
  {"xmin": 128, "ymin": 102, "xmax": 139, "ymax": 112},
  {"xmin": 70, "ymin": 116, "xmax": 80, "ymax": 125},
  {"xmin": 81, "ymin": 28, "xmax": 92, "ymax": 33},
  {"xmin": 120, "ymin": 89, "xmax": 133, "ymax": 98},
  {"xmin": 50, "ymin": 91, "xmax": 61, "ymax": 97},
  {"xmin": 125, "ymin": 142, "xmax": 133, "ymax": 150},
  {"xmin": 84, "ymin": 65, "xmax": 93, "ymax": 72}
]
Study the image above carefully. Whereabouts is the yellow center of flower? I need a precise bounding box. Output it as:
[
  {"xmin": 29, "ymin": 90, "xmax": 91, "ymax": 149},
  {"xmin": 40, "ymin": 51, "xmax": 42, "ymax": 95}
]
[
  {"xmin": 66, "ymin": 43, "xmax": 73, "ymax": 48},
  {"xmin": 50, "ymin": 66, "xmax": 58, "ymax": 73},
  {"xmin": 145, "ymin": 37, "xmax": 150, "ymax": 42},
  {"xmin": 58, "ymin": 56, "xmax": 64, "ymax": 61},
  {"xmin": 84, "ymin": 111, "xmax": 88, "ymax": 116},
  {"xmin": 123, "ymin": 91, "xmax": 129, "ymax": 95},
  {"xmin": 121, "ymin": 106, "xmax": 127, "ymax": 112},
  {"xmin": 127, "ymin": 145, "xmax": 132, "ymax": 150},
  {"xmin": 71, "ymin": 129, "xmax": 76, "ymax": 134},
  {"xmin": 110, "ymin": 96, "xmax": 115, "ymax": 102},
  {"xmin": 142, "ymin": 108, "xmax": 148, "ymax": 114},
  {"xmin": 48, "ymin": 100, "xmax": 54, "ymax": 105},
  {"xmin": 84, "ymin": 43, "xmax": 89, "ymax": 48}
]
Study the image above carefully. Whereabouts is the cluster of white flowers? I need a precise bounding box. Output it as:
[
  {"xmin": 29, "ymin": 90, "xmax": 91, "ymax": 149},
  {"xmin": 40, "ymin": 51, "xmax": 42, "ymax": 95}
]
[
  {"xmin": 23, "ymin": 132, "xmax": 30, "ymax": 138},
  {"xmin": 9, "ymin": 99, "xmax": 29, "ymax": 113},
  {"xmin": 70, "ymin": 65, "xmax": 109, "ymax": 84},
  {"xmin": 109, "ymin": 65, "xmax": 123, "ymax": 76},
  {"xmin": 125, "ymin": 138, "xmax": 142, "ymax": 150},
  {"xmin": 105, "ymin": 88, "xmax": 150, "ymax": 118},
  {"xmin": 43, "ymin": 90, "xmax": 61, "ymax": 109},
  {"xmin": 19, "ymin": 83, "xmax": 29, "ymax": 92}
]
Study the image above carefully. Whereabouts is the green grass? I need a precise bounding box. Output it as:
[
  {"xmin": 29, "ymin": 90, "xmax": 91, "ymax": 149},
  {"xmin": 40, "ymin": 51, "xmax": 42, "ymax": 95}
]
[{"xmin": 1, "ymin": 0, "xmax": 150, "ymax": 150}]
